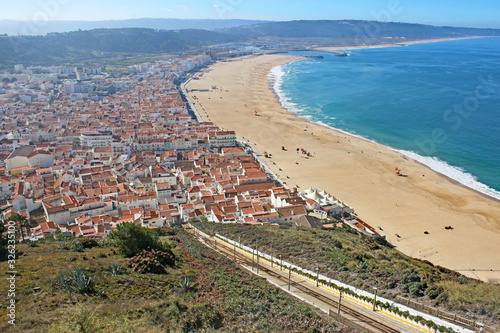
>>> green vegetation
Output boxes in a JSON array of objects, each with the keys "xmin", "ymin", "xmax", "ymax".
[
  {"xmin": 0, "ymin": 28, "xmax": 246, "ymax": 67},
  {"xmin": 109, "ymin": 222, "xmax": 170, "ymax": 258},
  {"xmin": 10, "ymin": 214, "xmax": 30, "ymax": 241},
  {"xmin": 2, "ymin": 21, "xmax": 500, "ymax": 68},
  {"xmin": 128, "ymin": 249, "xmax": 176, "ymax": 274},
  {"xmin": 194, "ymin": 221, "xmax": 500, "ymax": 328},
  {"xmin": 0, "ymin": 228, "xmax": 349, "ymax": 332},
  {"xmin": 56, "ymin": 268, "xmax": 95, "ymax": 296},
  {"xmin": 0, "ymin": 222, "xmax": 8, "ymax": 258},
  {"xmin": 226, "ymin": 20, "xmax": 500, "ymax": 40}
]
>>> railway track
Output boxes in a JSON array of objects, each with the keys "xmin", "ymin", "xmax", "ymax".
[{"xmin": 190, "ymin": 229, "xmax": 404, "ymax": 333}]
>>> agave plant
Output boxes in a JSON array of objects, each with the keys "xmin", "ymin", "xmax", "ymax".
[
  {"xmin": 178, "ymin": 277, "xmax": 193, "ymax": 291},
  {"xmin": 110, "ymin": 263, "xmax": 122, "ymax": 276},
  {"xmin": 71, "ymin": 268, "xmax": 94, "ymax": 294}
]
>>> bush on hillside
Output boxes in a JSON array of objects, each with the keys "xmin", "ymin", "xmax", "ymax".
[
  {"xmin": 128, "ymin": 249, "xmax": 176, "ymax": 274},
  {"xmin": 109, "ymin": 223, "xmax": 167, "ymax": 257}
]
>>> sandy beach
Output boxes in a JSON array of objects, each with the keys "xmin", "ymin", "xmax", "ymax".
[
  {"xmin": 186, "ymin": 53, "xmax": 500, "ymax": 283},
  {"xmin": 315, "ymin": 36, "xmax": 487, "ymax": 51}
]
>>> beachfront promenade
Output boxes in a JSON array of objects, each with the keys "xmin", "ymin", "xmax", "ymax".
[
  {"xmin": 180, "ymin": 76, "xmax": 203, "ymax": 123},
  {"xmin": 181, "ymin": 75, "xmax": 288, "ymax": 190}
]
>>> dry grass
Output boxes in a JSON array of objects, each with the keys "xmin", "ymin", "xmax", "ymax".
[{"xmin": 0, "ymin": 231, "xmax": 350, "ymax": 332}]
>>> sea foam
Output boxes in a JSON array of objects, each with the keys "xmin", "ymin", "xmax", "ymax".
[
  {"xmin": 269, "ymin": 62, "xmax": 500, "ymax": 201},
  {"xmin": 397, "ymin": 150, "xmax": 500, "ymax": 200}
]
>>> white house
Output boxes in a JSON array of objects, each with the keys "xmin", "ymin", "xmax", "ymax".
[
  {"xmin": 5, "ymin": 145, "xmax": 36, "ymax": 174},
  {"xmin": 27, "ymin": 150, "xmax": 54, "ymax": 168}
]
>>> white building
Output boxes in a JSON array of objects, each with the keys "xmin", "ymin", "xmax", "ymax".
[
  {"xmin": 0, "ymin": 177, "xmax": 12, "ymax": 200},
  {"xmin": 299, "ymin": 187, "xmax": 354, "ymax": 217},
  {"xmin": 5, "ymin": 145, "xmax": 36, "ymax": 174},
  {"xmin": 64, "ymin": 80, "xmax": 95, "ymax": 94},
  {"xmin": 27, "ymin": 150, "xmax": 54, "ymax": 168},
  {"xmin": 80, "ymin": 131, "xmax": 113, "ymax": 148},
  {"xmin": 209, "ymin": 131, "xmax": 237, "ymax": 148}
]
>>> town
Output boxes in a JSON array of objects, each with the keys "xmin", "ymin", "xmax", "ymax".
[{"xmin": 0, "ymin": 54, "xmax": 379, "ymax": 241}]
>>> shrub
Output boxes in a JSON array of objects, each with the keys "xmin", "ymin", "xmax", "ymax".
[
  {"xmin": 181, "ymin": 303, "xmax": 223, "ymax": 332},
  {"xmin": 97, "ymin": 237, "xmax": 112, "ymax": 247},
  {"xmin": 78, "ymin": 237, "xmax": 99, "ymax": 249},
  {"xmin": 128, "ymin": 249, "xmax": 176, "ymax": 274},
  {"xmin": 72, "ymin": 242, "xmax": 85, "ymax": 252},
  {"xmin": 49, "ymin": 303, "xmax": 98, "ymax": 333},
  {"xmin": 409, "ymin": 282, "xmax": 426, "ymax": 297},
  {"xmin": 59, "ymin": 241, "xmax": 71, "ymax": 250},
  {"xmin": 109, "ymin": 223, "xmax": 166, "ymax": 257}
]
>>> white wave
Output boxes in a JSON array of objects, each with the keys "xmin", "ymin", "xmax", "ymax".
[
  {"xmin": 269, "ymin": 62, "xmax": 500, "ymax": 201},
  {"xmin": 269, "ymin": 63, "xmax": 304, "ymax": 115},
  {"xmin": 397, "ymin": 150, "xmax": 500, "ymax": 200}
]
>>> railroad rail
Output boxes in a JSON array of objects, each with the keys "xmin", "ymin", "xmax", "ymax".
[{"xmin": 187, "ymin": 227, "xmax": 405, "ymax": 333}]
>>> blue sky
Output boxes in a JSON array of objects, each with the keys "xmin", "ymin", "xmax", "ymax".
[{"xmin": 0, "ymin": 0, "xmax": 499, "ymax": 28}]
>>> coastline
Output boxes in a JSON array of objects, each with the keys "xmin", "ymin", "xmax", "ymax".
[
  {"xmin": 186, "ymin": 53, "xmax": 500, "ymax": 283},
  {"xmin": 314, "ymin": 36, "xmax": 488, "ymax": 52}
]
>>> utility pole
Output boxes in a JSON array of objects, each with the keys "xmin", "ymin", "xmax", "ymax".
[
  {"xmin": 373, "ymin": 287, "xmax": 378, "ymax": 311},
  {"xmin": 288, "ymin": 265, "xmax": 291, "ymax": 291},
  {"xmin": 316, "ymin": 267, "xmax": 320, "ymax": 287},
  {"xmin": 337, "ymin": 291, "xmax": 342, "ymax": 316},
  {"xmin": 256, "ymin": 245, "xmax": 259, "ymax": 274},
  {"xmin": 233, "ymin": 239, "xmax": 236, "ymax": 261},
  {"xmin": 270, "ymin": 245, "xmax": 273, "ymax": 268},
  {"xmin": 252, "ymin": 248, "xmax": 255, "ymax": 271},
  {"xmin": 280, "ymin": 254, "xmax": 283, "ymax": 271}
]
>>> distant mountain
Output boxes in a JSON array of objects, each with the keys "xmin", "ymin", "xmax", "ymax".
[
  {"xmin": 0, "ymin": 18, "xmax": 270, "ymax": 36},
  {"xmin": 0, "ymin": 28, "xmax": 248, "ymax": 67},
  {"xmin": 222, "ymin": 20, "xmax": 500, "ymax": 41},
  {"xmin": 1, "ymin": 20, "xmax": 499, "ymax": 68}
]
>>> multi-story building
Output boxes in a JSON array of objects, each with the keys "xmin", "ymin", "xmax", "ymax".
[{"xmin": 80, "ymin": 131, "xmax": 113, "ymax": 148}]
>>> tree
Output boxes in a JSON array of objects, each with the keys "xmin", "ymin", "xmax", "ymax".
[
  {"xmin": 11, "ymin": 214, "xmax": 29, "ymax": 242},
  {"xmin": 0, "ymin": 223, "xmax": 8, "ymax": 259},
  {"xmin": 109, "ymin": 223, "xmax": 166, "ymax": 257},
  {"xmin": 2, "ymin": 77, "xmax": 10, "ymax": 83}
]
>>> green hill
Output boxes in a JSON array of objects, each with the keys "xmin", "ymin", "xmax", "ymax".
[
  {"xmin": 223, "ymin": 20, "xmax": 500, "ymax": 39},
  {"xmin": 1, "ymin": 20, "xmax": 499, "ymax": 67},
  {"xmin": 194, "ymin": 221, "xmax": 500, "ymax": 329},
  {"xmin": 0, "ymin": 28, "xmax": 248, "ymax": 66},
  {"xmin": 0, "ymin": 228, "xmax": 347, "ymax": 332}
]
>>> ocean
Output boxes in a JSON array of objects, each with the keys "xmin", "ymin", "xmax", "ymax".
[{"xmin": 271, "ymin": 37, "xmax": 500, "ymax": 200}]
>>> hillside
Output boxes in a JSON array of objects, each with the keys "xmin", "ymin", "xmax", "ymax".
[
  {"xmin": 193, "ymin": 221, "xmax": 500, "ymax": 329},
  {"xmin": 0, "ymin": 18, "xmax": 271, "ymax": 36},
  {"xmin": 1, "ymin": 20, "xmax": 499, "ymax": 68},
  {"xmin": 0, "ymin": 228, "xmax": 349, "ymax": 332},
  {"xmin": 0, "ymin": 28, "xmax": 248, "ymax": 67},
  {"xmin": 223, "ymin": 20, "xmax": 500, "ymax": 40}
]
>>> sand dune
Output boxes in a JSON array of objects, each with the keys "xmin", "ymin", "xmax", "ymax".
[{"xmin": 187, "ymin": 54, "xmax": 500, "ymax": 283}]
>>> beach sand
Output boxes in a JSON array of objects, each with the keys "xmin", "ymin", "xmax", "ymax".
[
  {"xmin": 315, "ymin": 36, "xmax": 487, "ymax": 51},
  {"xmin": 187, "ymin": 54, "xmax": 500, "ymax": 283}
]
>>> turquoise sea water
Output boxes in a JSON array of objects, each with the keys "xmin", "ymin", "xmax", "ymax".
[{"xmin": 271, "ymin": 38, "xmax": 500, "ymax": 199}]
